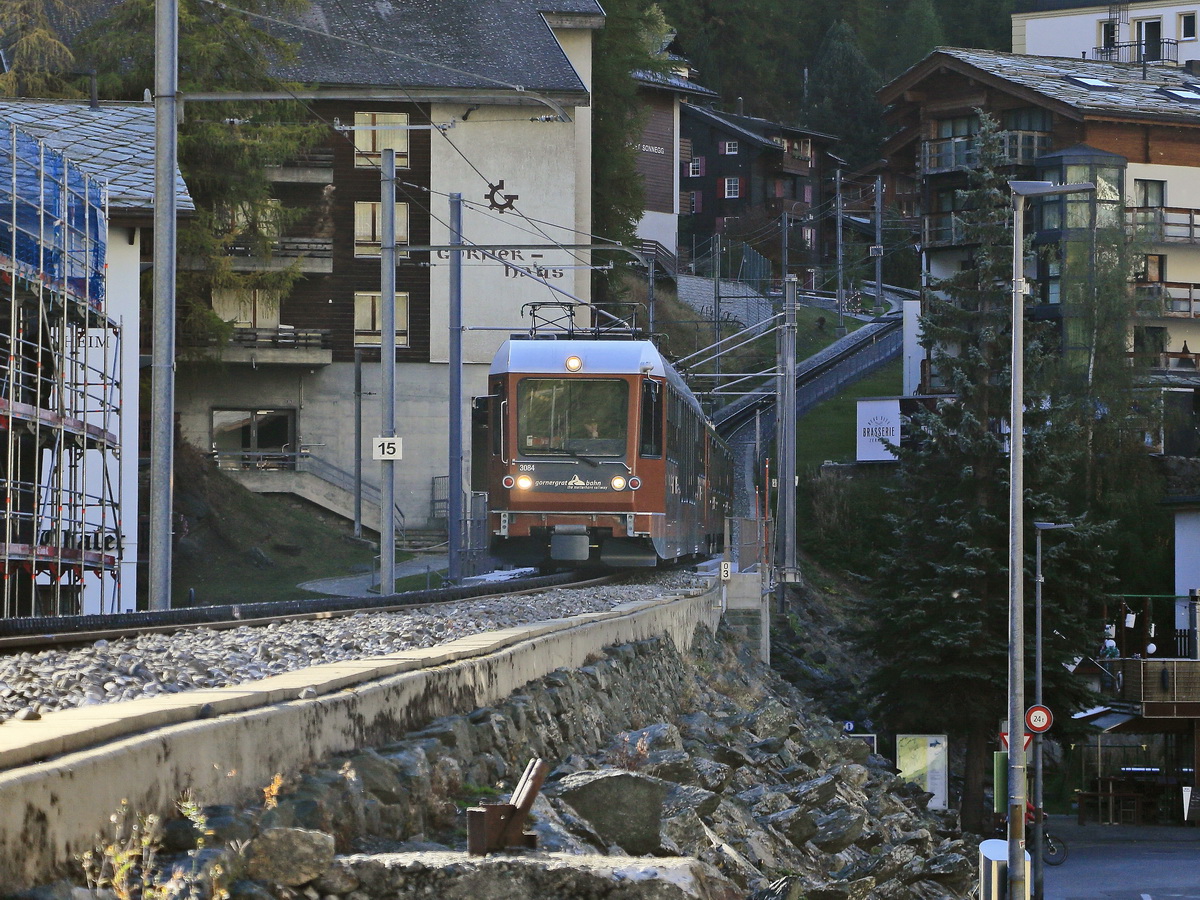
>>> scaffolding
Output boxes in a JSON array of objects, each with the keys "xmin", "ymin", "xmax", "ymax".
[{"xmin": 1, "ymin": 122, "xmax": 122, "ymax": 617}]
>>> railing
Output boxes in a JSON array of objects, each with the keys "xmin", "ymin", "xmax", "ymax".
[
  {"xmin": 729, "ymin": 516, "xmax": 771, "ymax": 573},
  {"xmin": 1103, "ymin": 659, "xmax": 1200, "ymax": 707},
  {"xmin": 1126, "ymin": 206, "xmax": 1200, "ymax": 244},
  {"xmin": 919, "ymin": 130, "xmax": 1052, "ymax": 174},
  {"xmin": 225, "ymin": 236, "xmax": 333, "ymax": 259},
  {"xmin": 1135, "ymin": 281, "xmax": 1200, "ymax": 316},
  {"xmin": 1127, "ymin": 350, "xmax": 1200, "ymax": 370},
  {"xmin": 228, "ymin": 326, "xmax": 331, "ymax": 349},
  {"xmin": 1091, "ymin": 38, "xmax": 1179, "ymax": 64},
  {"xmin": 635, "ymin": 239, "xmax": 679, "ymax": 278},
  {"xmin": 922, "ymin": 212, "xmax": 970, "ymax": 248},
  {"xmin": 212, "ymin": 449, "xmax": 301, "ymax": 471}
]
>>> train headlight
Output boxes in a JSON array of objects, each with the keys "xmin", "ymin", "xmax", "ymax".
[
  {"xmin": 502, "ymin": 474, "xmax": 516, "ymax": 489},
  {"xmin": 564, "ymin": 355, "xmax": 583, "ymax": 372},
  {"xmin": 627, "ymin": 476, "xmax": 641, "ymax": 490},
  {"xmin": 610, "ymin": 475, "xmax": 627, "ymax": 491},
  {"xmin": 515, "ymin": 474, "xmax": 534, "ymax": 490}
]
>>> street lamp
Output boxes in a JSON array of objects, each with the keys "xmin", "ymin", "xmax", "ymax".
[
  {"xmin": 1007, "ymin": 180, "xmax": 1093, "ymax": 900},
  {"xmin": 1032, "ymin": 521, "xmax": 1073, "ymax": 900}
]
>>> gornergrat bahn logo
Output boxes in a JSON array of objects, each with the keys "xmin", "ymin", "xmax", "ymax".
[{"xmin": 533, "ymin": 473, "xmax": 606, "ymax": 490}]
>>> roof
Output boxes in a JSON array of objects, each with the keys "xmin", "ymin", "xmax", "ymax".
[
  {"xmin": 634, "ymin": 69, "xmax": 719, "ymax": 100},
  {"xmin": 1019, "ymin": 0, "xmax": 1165, "ymax": 11},
  {"xmin": 882, "ymin": 48, "xmax": 1200, "ymax": 127},
  {"xmin": 264, "ymin": 0, "xmax": 600, "ymax": 95},
  {"xmin": 0, "ymin": 101, "xmax": 193, "ymax": 216},
  {"xmin": 682, "ymin": 105, "xmax": 838, "ymax": 149}
]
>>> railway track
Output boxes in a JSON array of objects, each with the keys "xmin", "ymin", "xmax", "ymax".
[{"xmin": 0, "ymin": 569, "xmax": 616, "ymax": 654}]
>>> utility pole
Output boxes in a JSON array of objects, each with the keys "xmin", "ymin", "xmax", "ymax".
[
  {"xmin": 647, "ymin": 256, "xmax": 656, "ymax": 336},
  {"xmin": 149, "ymin": 0, "xmax": 178, "ymax": 610},
  {"xmin": 835, "ymin": 169, "xmax": 845, "ymax": 335},
  {"xmin": 379, "ymin": 149, "xmax": 397, "ymax": 594},
  {"xmin": 448, "ymin": 193, "xmax": 464, "ymax": 583},
  {"xmin": 780, "ymin": 210, "xmax": 788, "ymax": 287},
  {"xmin": 713, "ymin": 233, "xmax": 722, "ymax": 382},
  {"xmin": 775, "ymin": 274, "xmax": 800, "ymax": 608},
  {"xmin": 874, "ymin": 174, "xmax": 884, "ymax": 311},
  {"xmin": 354, "ymin": 349, "xmax": 362, "ymax": 538}
]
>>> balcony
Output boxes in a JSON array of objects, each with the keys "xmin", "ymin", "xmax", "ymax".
[
  {"xmin": 1127, "ymin": 206, "xmax": 1200, "ymax": 245},
  {"xmin": 921, "ymin": 212, "xmax": 969, "ymax": 248},
  {"xmin": 1103, "ymin": 659, "xmax": 1200, "ymax": 717},
  {"xmin": 188, "ymin": 325, "xmax": 333, "ymax": 367},
  {"xmin": 919, "ymin": 130, "xmax": 1052, "ymax": 175},
  {"xmin": 1090, "ymin": 38, "xmax": 1179, "ymax": 65},
  {"xmin": 224, "ymin": 236, "xmax": 334, "ymax": 274},
  {"xmin": 264, "ymin": 149, "xmax": 335, "ymax": 184},
  {"xmin": 1136, "ymin": 281, "xmax": 1200, "ymax": 317}
]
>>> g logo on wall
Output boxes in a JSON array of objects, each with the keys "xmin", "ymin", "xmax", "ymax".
[{"xmin": 485, "ymin": 181, "xmax": 519, "ymax": 213}]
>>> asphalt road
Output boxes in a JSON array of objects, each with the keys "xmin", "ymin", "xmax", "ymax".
[{"xmin": 1036, "ymin": 816, "xmax": 1200, "ymax": 900}]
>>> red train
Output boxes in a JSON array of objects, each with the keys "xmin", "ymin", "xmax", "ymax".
[{"xmin": 479, "ymin": 336, "xmax": 733, "ymax": 568}]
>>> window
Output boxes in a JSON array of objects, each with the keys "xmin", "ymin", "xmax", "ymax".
[
  {"xmin": 1065, "ymin": 74, "xmax": 1114, "ymax": 89},
  {"xmin": 516, "ymin": 378, "xmax": 628, "ymax": 458},
  {"xmin": 1135, "ymin": 179, "xmax": 1166, "ymax": 207},
  {"xmin": 354, "ymin": 291, "xmax": 409, "ymax": 347},
  {"xmin": 774, "ymin": 179, "xmax": 785, "ymax": 199},
  {"xmin": 1100, "ymin": 20, "xmax": 1118, "ymax": 49},
  {"xmin": 803, "ymin": 184, "xmax": 813, "ymax": 203},
  {"xmin": 1161, "ymin": 87, "xmax": 1200, "ymax": 103},
  {"xmin": 721, "ymin": 141, "xmax": 739, "ymax": 155},
  {"xmin": 689, "ymin": 191, "xmax": 702, "ymax": 214},
  {"xmin": 1182, "ymin": 12, "xmax": 1197, "ymax": 40},
  {"xmin": 354, "ymin": 112, "xmax": 409, "ymax": 168},
  {"xmin": 212, "ymin": 288, "xmax": 280, "ymax": 329},
  {"xmin": 638, "ymin": 379, "xmax": 662, "ymax": 458},
  {"xmin": 791, "ymin": 138, "xmax": 812, "ymax": 160},
  {"xmin": 723, "ymin": 177, "xmax": 741, "ymax": 199},
  {"xmin": 211, "ymin": 408, "xmax": 296, "ymax": 469},
  {"xmin": 1140, "ymin": 254, "xmax": 1166, "ymax": 283},
  {"xmin": 936, "ymin": 115, "xmax": 978, "ymax": 138},
  {"xmin": 1002, "ymin": 108, "xmax": 1052, "ymax": 132},
  {"xmin": 354, "ymin": 201, "xmax": 409, "ymax": 257},
  {"xmin": 688, "ymin": 156, "xmax": 705, "ymax": 177}
]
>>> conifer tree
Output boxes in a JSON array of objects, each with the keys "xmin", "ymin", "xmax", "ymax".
[
  {"xmin": 857, "ymin": 113, "xmax": 1110, "ymax": 831},
  {"xmin": 73, "ymin": 0, "xmax": 324, "ymax": 347},
  {"xmin": 803, "ymin": 22, "xmax": 883, "ymax": 171},
  {"xmin": 0, "ymin": 0, "xmax": 80, "ymax": 98}
]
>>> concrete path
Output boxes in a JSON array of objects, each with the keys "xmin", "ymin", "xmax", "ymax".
[{"xmin": 298, "ymin": 553, "xmax": 450, "ymax": 597}]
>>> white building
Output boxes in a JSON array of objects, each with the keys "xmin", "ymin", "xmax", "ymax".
[{"xmin": 1013, "ymin": 0, "xmax": 1200, "ymax": 68}]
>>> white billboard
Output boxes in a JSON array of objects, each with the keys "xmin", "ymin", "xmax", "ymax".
[
  {"xmin": 856, "ymin": 398, "xmax": 901, "ymax": 462},
  {"xmin": 897, "ymin": 733, "xmax": 949, "ymax": 810}
]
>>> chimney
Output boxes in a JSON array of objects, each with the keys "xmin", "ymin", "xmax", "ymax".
[
  {"xmin": 1187, "ymin": 59, "xmax": 1200, "ymax": 76},
  {"xmin": 736, "ymin": 96, "xmax": 744, "ymax": 115}
]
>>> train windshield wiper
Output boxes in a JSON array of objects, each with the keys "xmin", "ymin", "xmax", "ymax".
[{"xmin": 543, "ymin": 446, "xmax": 601, "ymax": 467}]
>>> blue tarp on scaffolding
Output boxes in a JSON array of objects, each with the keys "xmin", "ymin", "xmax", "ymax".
[{"xmin": 0, "ymin": 125, "xmax": 107, "ymax": 311}]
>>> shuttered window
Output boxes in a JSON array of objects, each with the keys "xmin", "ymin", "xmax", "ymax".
[
  {"xmin": 354, "ymin": 201, "xmax": 409, "ymax": 257},
  {"xmin": 354, "ymin": 112, "xmax": 410, "ymax": 168}
]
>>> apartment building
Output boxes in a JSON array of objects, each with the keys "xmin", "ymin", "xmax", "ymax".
[
  {"xmin": 678, "ymin": 105, "xmax": 838, "ymax": 287},
  {"xmin": 163, "ymin": 0, "xmax": 603, "ymax": 534},
  {"xmin": 1013, "ymin": 1, "xmax": 1200, "ymax": 66}
]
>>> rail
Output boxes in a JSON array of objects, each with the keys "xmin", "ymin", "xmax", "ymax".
[{"xmin": 1090, "ymin": 38, "xmax": 1179, "ymax": 64}]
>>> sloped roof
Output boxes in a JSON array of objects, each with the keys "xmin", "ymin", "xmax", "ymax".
[
  {"xmin": 682, "ymin": 105, "xmax": 838, "ymax": 149},
  {"xmin": 634, "ymin": 69, "xmax": 719, "ymax": 100},
  {"xmin": 0, "ymin": 101, "xmax": 193, "ymax": 216},
  {"xmin": 263, "ymin": 0, "xmax": 600, "ymax": 95},
  {"xmin": 883, "ymin": 48, "xmax": 1200, "ymax": 127}
]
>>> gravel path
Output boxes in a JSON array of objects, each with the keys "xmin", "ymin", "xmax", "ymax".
[{"xmin": 0, "ymin": 571, "xmax": 710, "ymax": 722}]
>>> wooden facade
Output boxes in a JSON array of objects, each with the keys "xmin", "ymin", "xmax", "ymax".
[{"xmin": 636, "ymin": 93, "xmax": 676, "ymax": 214}]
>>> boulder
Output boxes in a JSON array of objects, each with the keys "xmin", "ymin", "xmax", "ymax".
[
  {"xmin": 549, "ymin": 770, "xmax": 668, "ymax": 855},
  {"xmin": 759, "ymin": 806, "xmax": 819, "ymax": 847},
  {"xmin": 812, "ymin": 808, "xmax": 866, "ymax": 853},
  {"xmin": 244, "ymin": 828, "xmax": 335, "ymax": 886}
]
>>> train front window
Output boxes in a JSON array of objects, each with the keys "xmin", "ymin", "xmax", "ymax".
[{"xmin": 517, "ymin": 378, "xmax": 628, "ymax": 457}]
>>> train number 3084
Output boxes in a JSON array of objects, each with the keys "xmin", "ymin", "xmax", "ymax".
[{"xmin": 519, "ymin": 464, "xmax": 535, "ymax": 471}]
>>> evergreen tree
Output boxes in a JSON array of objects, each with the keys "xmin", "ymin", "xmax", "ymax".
[
  {"xmin": 857, "ymin": 114, "xmax": 1110, "ymax": 832},
  {"xmin": 590, "ymin": 0, "xmax": 671, "ymax": 306},
  {"xmin": 887, "ymin": 0, "xmax": 946, "ymax": 78},
  {"xmin": 73, "ymin": 0, "xmax": 324, "ymax": 347},
  {"xmin": 0, "ymin": 0, "xmax": 80, "ymax": 98},
  {"xmin": 803, "ymin": 22, "xmax": 883, "ymax": 171}
]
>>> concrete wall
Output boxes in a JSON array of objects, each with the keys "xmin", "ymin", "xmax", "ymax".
[{"xmin": 0, "ymin": 584, "xmax": 722, "ymax": 891}]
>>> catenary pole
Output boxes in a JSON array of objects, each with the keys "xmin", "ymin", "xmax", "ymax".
[
  {"xmin": 149, "ymin": 0, "xmax": 178, "ymax": 610},
  {"xmin": 379, "ymin": 149, "xmax": 397, "ymax": 593},
  {"xmin": 448, "ymin": 193, "xmax": 464, "ymax": 582}
]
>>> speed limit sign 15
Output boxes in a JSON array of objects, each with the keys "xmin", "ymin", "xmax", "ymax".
[{"xmin": 1026, "ymin": 705, "xmax": 1053, "ymax": 733}]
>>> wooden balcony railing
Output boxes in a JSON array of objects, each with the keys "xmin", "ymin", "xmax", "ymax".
[
  {"xmin": 919, "ymin": 130, "xmax": 1052, "ymax": 175},
  {"xmin": 922, "ymin": 212, "xmax": 969, "ymax": 248},
  {"xmin": 1103, "ymin": 658, "xmax": 1200, "ymax": 716},
  {"xmin": 1127, "ymin": 207, "xmax": 1200, "ymax": 244}
]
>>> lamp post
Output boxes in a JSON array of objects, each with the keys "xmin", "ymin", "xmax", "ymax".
[
  {"xmin": 1032, "ymin": 521, "xmax": 1073, "ymax": 900},
  {"xmin": 1007, "ymin": 180, "xmax": 1092, "ymax": 900}
]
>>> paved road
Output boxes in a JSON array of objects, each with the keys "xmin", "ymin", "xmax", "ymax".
[{"xmin": 1038, "ymin": 817, "xmax": 1200, "ymax": 900}]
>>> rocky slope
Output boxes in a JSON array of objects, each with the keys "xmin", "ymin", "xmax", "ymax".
[{"xmin": 23, "ymin": 621, "xmax": 978, "ymax": 900}]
